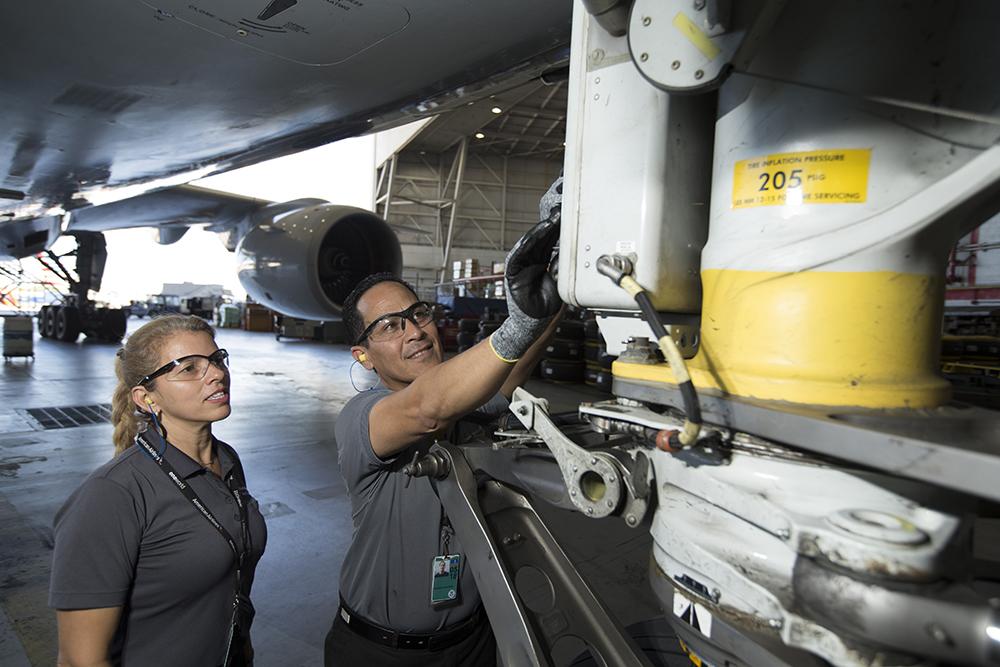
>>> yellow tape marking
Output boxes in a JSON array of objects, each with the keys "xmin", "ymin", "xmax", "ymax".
[
  {"xmin": 732, "ymin": 148, "xmax": 871, "ymax": 209},
  {"xmin": 672, "ymin": 12, "xmax": 721, "ymax": 60}
]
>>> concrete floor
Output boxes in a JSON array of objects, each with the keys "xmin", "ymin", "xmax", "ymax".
[{"xmin": 0, "ymin": 321, "xmax": 668, "ymax": 666}]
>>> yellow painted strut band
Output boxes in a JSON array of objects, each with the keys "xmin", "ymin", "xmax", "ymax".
[{"xmin": 615, "ymin": 268, "xmax": 950, "ymax": 409}]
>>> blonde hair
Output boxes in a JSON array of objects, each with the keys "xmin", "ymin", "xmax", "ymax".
[{"xmin": 111, "ymin": 315, "xmax": 216, "ymax": 455}]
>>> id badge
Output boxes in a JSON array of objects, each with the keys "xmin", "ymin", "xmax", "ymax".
[{"xmin": 430, "ymin": 554, "xmax": 462, "ymax": 608}]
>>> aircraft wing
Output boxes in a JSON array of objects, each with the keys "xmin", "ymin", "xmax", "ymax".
[{"xmin": 0, "ymin": 1, "xmax": 572, "ymax": 219}]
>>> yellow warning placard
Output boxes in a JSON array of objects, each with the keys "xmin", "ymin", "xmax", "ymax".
[{"xmin": 732, "ymin": 148, "xmax": 871, "ymax": 209}]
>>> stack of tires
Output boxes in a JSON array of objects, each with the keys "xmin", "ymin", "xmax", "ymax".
[
  {"xmin": 437, "ymin": 318, "xmax": 460, "ymax": 352},
  {"xmin": 540, "ymin": 318, "xmax": 585, "ymax": 383},
  {"xmin": 583, "ymin": 318, "xmax": 615, "ymax": 394},
  {"xmin": 455, "ymin": 318, "xmax": 478, "ymax": 353}
]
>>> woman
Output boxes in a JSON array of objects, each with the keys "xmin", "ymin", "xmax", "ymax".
[{"xmin": 49, "ymin": 315, "xmax": 267, "ymax": 666}]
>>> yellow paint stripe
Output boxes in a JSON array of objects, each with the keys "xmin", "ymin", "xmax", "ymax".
[{"xmin": 672, "ymin": 12, "xmax": 721, "ymax": 60}]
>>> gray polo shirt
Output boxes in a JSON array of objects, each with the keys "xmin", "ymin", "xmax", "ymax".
[
  {"xmin": 335, "ymin": 388, "xmax": 509, "ymax": 634},
  {"xmin": 49, "ymin": 433, "xmax": 267, "ymax": 666}
]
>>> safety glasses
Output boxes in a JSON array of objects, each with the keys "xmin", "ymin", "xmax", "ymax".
[
  {"xmin": 356, "ymin": 302, "xmax": 434, "ymax": 345},
  {"xmin": 139, "ymin": 348, "xmax": 229, "ymax": 386}
]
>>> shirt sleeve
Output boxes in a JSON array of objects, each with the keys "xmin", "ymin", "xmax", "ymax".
[
  {"xmin": 476, "ymin": 392, "xmax": 510, "ymax": 419},
  {"xmin": 334, "ymin": 389, "xmax": 393, "ymax": 492},
  {"xmin": 49, "ymin": 476, "xmax": 143, "ymax": 609}
]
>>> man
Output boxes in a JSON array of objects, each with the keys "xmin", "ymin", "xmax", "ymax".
[{"xmin": 324, "ymin": 213, "xmax": 562, "ymax": 666}]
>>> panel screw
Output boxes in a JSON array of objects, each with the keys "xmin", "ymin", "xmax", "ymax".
[
  {"xmin": 642, "ymin": 16, "xmax": 651, "ymax": 26},
  {"xmin": 927, "ymin": 623, "xmax": 953, "ymax": 646},
  {"xmin": 671, "ymin": 60, "xmax": 681, "ymax": 70},
  {"xmin": 640, "ymin": 53, "xmax": 649, "ymax": 62},
  {"xmin": 694, "ymin": 69, "xmax": 704, "ymax": 80}
]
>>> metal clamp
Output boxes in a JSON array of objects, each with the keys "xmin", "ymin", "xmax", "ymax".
[{"xmin": 509, "ymin": 387, "xmax": 623, "ymax": 518}]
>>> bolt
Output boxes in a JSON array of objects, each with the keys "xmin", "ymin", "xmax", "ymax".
[
  {"xmin": 694, "ymin": 69, "xmax": 704, "ymax": 80},
  {"xmin": 642, "ymin": 16, "xmax": 651, "ymax": 26},
  {"xmin": 572, "ymin": 465, "xmax": 579, "ymax": 472},
  {"xmin": 236, "ymin": 28, "xmax": 248, "ymax": 37},
  {"xmin": 587, "ymin": 508, "xmax": 594, "ymax": 515},
  {"xmin": 671, "ymin": 60, "xmax": 681, "ymax": 70},
  {"xmin": 590, "ymin": 457, "xmax": 598, "ymax": 465},
  {"xmin": 777, "ymin": 529, "xmax": 791, "ymax": 540},
  {"xmin": 694, "ymin": 0, "xmax": 706, "ymax": 10},
  {"xmin": 626, "ymin": 515, "xmax": 638, "ymax": 526},
  {"xmin": 640, "ymin": 53, "xmax": 649, "ymax": 62},
  {"xmin": 927, "ymin": 623, "xmax": 953, "ymax": 646},
  {"xmin": 517, "ymin": 405, "xmax": 529, "ymax": 416},
  {"xmin": 768, "ymin": 618, "xmax": 783, "ymax": 630},
  {"xmin": 570, "ymin": 490, "xmax": 577, "ymax": 497}
]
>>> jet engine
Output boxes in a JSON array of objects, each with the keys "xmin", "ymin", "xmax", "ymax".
[{"xmin": 236, "ymin": 200, "xmax": 402, "ymax": 320}]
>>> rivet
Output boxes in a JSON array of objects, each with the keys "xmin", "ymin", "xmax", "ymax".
[
  {"xmin": 594, "ymin": 93, "xmax": 600, "ymax": 101},
  {"xmin": 694, "ymin": 69, "xmax": 704, "ymax": 80},
  {"xmin": 584, "ymin": 244, "xmax": 591, "ymax": 251},
  {"xmin": 590, "ymin": 457, "xmax": 598, "ymax": 465},
  {"xmin": 584, "ymin": 261, "xmax": 590, "ymax": 268},
  {"xmin": 595, "ymin": 77, "xmax": 600, "ymax": 84},
  {"xmin": 640, "ymin": 53, "xmax": 649, "ymax": 62},
  {"xmin": 671, "ymin": 60, "xmax": 681, "ymax": 70},
  {"xmin": 626, "ymin": 515, "xmax": 637, "ymax": 526},
  {"xmin": 587, "ymin": 508, "xmax": 594, "ymax": 515},
  {"xmin": 642, "ymin": 16, "xmax": 651, "ymax": 26}
]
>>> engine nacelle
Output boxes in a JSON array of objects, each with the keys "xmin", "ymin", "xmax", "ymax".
[
  {"xmin": 0, "ymin": 215, "xmax": 61, "ymax": 260},
  {"xmin": 236, "ymin": 200, "xmax": 402, "ymax": 320}
]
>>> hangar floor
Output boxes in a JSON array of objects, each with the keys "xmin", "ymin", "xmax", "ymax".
[{"xmin": 0, "ymin": 321, "xmax": 671, "ymax": 666}]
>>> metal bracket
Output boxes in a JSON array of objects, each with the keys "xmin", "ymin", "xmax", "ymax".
[
  {"xmin": 431, "ymin": 442, "xmax": 654, "ymax": 667},
  {"xmin": 509, "ymin": 387, "xmax": 623, "ymax": 518}
]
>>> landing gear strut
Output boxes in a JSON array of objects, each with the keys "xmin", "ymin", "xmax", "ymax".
[{"xmin": 36, "ymin": 232, "xmax": 127, "ymax": 343}]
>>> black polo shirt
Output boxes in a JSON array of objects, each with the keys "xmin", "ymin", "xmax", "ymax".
[{"xmin": 49, "ymin": 432, "xmax": 267, "ymax": 666}]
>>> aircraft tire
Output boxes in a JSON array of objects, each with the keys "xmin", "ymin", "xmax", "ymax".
[
  {"xmin": 38, "ymin": 306, "xmax": 49, "ymax": 338},
  {"xmin": 56, "ymin": 306, "xmax": 82, "ymax": 342},
  {"xmin": 43, "ymin": 306, "xmax": 58, "ymax": 338}
]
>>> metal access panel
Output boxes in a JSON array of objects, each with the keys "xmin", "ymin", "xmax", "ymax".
[{"xmin": 559, "ymin": 2, "xmax": 715, "ymax": 313}]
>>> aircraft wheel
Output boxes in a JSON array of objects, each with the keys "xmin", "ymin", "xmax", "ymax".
[
  {"xmin": 38, "ymin": 306, "xmax": 49, "ymax": 338},
  {"xmin": 56, "ymin": 306, "xmax": 82, "ymax": 342},
  {"xmin": 43, "ymin": 306, "xmax": 59, "ymax": 338}
]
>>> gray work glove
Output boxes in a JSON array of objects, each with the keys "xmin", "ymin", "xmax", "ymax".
[{"xmin": 489, "ymin": 211, "xmax": 562, "ymax": 362}]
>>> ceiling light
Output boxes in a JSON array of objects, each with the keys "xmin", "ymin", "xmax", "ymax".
[
  {"xmin": 474, "ymin": 132, "xmax": 486, "ymax": 139},
  {"xmin": 491, "ymin": 106, "xmax": 502, "ymax": 114}
]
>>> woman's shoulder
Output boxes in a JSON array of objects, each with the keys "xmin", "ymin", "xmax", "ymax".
[{"xmin": 79, "ymin": 445, "xmax": 154, "ymax": 492}]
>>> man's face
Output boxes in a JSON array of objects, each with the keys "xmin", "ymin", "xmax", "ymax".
[{"xmin": 352, "ymin": 281, "xmax": 443, "ymax": 390}]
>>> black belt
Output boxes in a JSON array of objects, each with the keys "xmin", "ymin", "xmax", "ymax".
[{"xmin": 338, "ymin": 598, "xmax": 484, "ymax": 651}]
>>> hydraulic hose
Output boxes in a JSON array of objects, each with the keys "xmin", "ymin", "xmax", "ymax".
[{"xmin": 596, "ymin": 255, "xmax": 702, "ymax": 447}]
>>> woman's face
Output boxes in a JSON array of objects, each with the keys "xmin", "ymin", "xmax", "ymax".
[{"xmin": 142, "ymin": 331, "xmax": 231, "ymax": 427}]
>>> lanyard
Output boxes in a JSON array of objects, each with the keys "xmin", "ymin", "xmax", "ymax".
[{"xmin": 134, "ymin": 431, "xmax": 249, "ymax": 580}]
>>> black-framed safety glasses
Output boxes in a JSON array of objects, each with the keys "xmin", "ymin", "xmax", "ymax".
[
  {"xmin": 356, "ymin": 301, "xmax": 435, "ymax": 345},
  {"xmin": 139, "ymin": 348, "xmax": 229, "ymax": 386}
]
